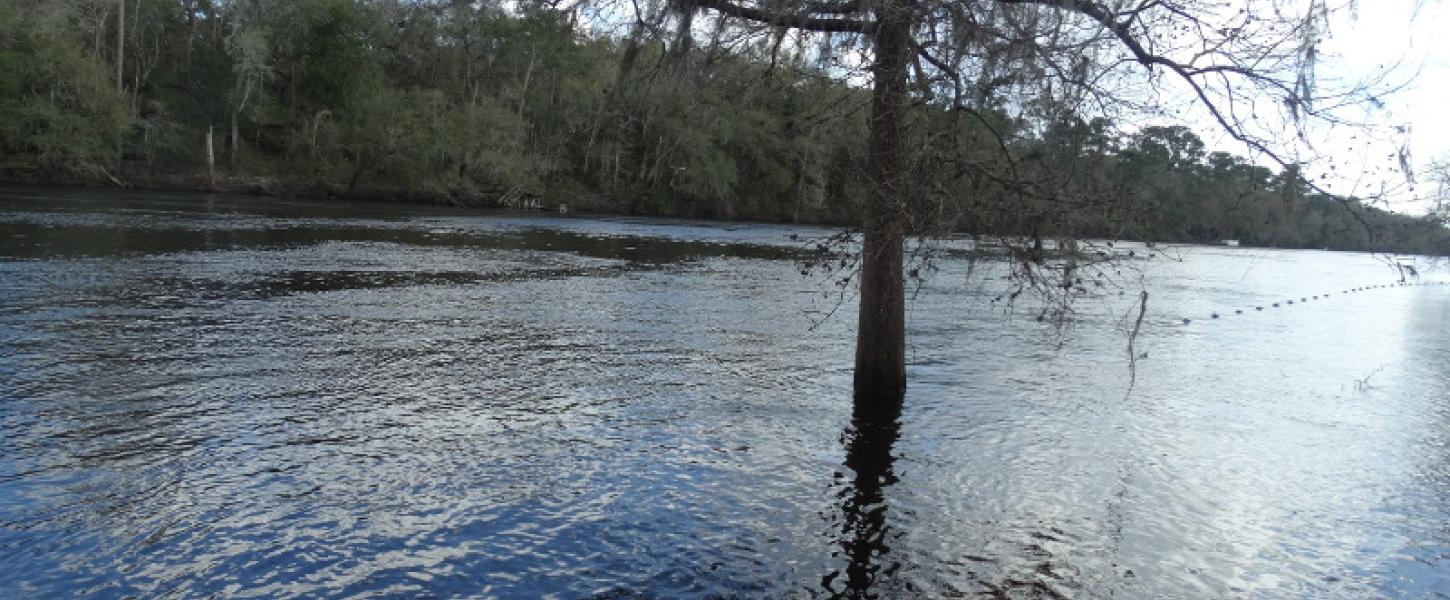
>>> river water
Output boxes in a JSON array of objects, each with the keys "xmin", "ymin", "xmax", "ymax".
[{"xmin": 0, "ymin": 187, "xmax": 1446, "ymax": 598}]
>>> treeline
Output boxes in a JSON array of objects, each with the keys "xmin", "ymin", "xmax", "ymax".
[{"xmin": 1, "ymin": 0, "xmax": 1445, "ymax": 255}]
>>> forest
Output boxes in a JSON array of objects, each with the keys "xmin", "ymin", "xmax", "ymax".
[{"xmin": 2, "ymin": 0, "xmax": 1447, "ymax": 255}]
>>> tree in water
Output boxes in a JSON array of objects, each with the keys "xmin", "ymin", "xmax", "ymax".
[{"xmin": 658, "ymin": 0, "xmax": 1403, "ymax": 400}]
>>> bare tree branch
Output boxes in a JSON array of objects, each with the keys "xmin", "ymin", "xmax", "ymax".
[{"xmin": 687, "ymin": 0, "xmax": 876, "ymax": 33}]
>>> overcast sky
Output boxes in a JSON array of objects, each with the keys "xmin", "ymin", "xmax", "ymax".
[
  {"xmin": 1131, "ymin": 1, "xmax": 1448, "ymax": 215},
  {"xmin": 1289, "ymin": 1, "xmax": 1446, "ymax": 213}
]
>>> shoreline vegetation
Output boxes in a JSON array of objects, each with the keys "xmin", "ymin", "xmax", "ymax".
[
  {"xmin": 5, "ymin": 179, "xmax": 1444, "ymax": 263},
  {"xmin": 0, "ymin": 168, "xmax": 592, "ymax": 213},
  {"xmin": 2, "ymin": 1, "xmax": 1447, "ymax": 255},
  {"xmin": 7, "ymin": 164, "xmax": 1449, "ymax": 258}
]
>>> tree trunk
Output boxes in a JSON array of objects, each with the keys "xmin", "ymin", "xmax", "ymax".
[
  {"xmin": 854, "ymin": 0, "xmax": 910, "ymax": 399},
  {"xmin": 95, "ymin": 6, "xmax": 107, "ymax": 61},
  {"xmin": 130, "ymin": 0, "xmax": 140, "ymax": 92},
  {"xmin": 183, "ymin": 0, "xmax": 195, "ymax": 71},
  {"xmin": 115, "ymin": 0, "xmax": 125, "ymax": 93},
  {"xmin": 230, "ymin": 112, "xmax": 240, "ymax": 168},
  {"xmin": 346, "ymin": 149, "xmax": 367, "ymax": 196},
  {"xmin": 231, "ymin": 82, "xmax": 250, "ymax": 168},
  {"xmin": 517, "ymin": 45, "xmax": 535, "ymax": 119},
  {"xmin": 205, "ymin": 126, "xmax": 217, "ymax": 192}
]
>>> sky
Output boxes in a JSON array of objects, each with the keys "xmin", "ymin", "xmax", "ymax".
[
  {"xmin": 1111, "ymin": 1, "xmax": 1449, "ymax": 215},
  {"xmin": 1205, "ymin": 0, "xmax": 1450, "ymax": 214},
  {"xmin": 1322, "ymin": 0, "xmax": 1449, "ymax": 214}
]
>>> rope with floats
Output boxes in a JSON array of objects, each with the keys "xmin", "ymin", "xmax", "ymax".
[{"xmin": 1177, "ymin": 280, "xmax": 1450, "ymax": 326}]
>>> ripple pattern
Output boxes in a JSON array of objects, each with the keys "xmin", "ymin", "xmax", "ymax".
[{"xmin": 1, "ymin": 189, "xmax": 1447, "ymax": 598}]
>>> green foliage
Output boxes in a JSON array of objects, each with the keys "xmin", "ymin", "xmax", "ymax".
[
  {"xmin": 298, "ymin": 0, "xmax": 379, "ymax": 113},
  {"xmin": 0, "ymin": 7, "xmax": 130, "ymax": 173},
  {"xmin": 343, "ymin": 87, "xmax": 533, "ymax": 192},
  {"xmin": 0, "ymin": 0, "xmax": 1442, "ymax": 255}
]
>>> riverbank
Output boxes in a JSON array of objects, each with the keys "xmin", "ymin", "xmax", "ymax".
[
  {"xmin": 0, "ymin": 165, "xmax": 855, "ymax": 227},
  {"xmin": 0, "ymin": 166, "xmax": 595, "ymax": 213},
  {"xmin": 5, "ymin": 166, "xmax": 1448, "ymax": 257}
]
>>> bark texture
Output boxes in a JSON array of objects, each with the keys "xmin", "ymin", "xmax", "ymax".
[{"xmin": 854, "ymin": 0, "xmax": 910, "ymax": 398}]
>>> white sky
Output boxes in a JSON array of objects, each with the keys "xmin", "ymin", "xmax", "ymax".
[
  {"xmin": 1322, "ymin": 0, "xmax": 1449, "ymax": 213},
  {"xmin": 1104, "ymin": 1, "xmax": 1449, "ymax": 215},
  {"xmin": 1185, "ymin": 1, "xmax": 1450, "ymax": 214}
]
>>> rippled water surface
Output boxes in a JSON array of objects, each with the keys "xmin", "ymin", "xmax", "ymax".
[{"xmin": 1, "ymin": 187, "xmax": 1447, "ymax": 598}]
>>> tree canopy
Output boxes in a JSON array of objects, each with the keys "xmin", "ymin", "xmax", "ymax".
[
  {"xmin": 0, "ymin": 0, "xmax": 1438, "ymax": 253},
  {"xmin": 0, "ymin": 0, "xmax": 1445, "ymax": 396}
]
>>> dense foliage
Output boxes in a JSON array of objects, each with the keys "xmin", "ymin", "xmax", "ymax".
[{"xmin": 0, "ymin": 0, "xmax": 1445, "ymax": 254}]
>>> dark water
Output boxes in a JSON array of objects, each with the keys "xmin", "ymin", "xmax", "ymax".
[{"xmin": 1, "ymin": 187, "xmax": 1447, "ymax": 598}]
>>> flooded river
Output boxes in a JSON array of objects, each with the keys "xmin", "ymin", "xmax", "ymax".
[{"xmin": 1, "ymin": 187, "xmax": 1446, "ymax": 598}]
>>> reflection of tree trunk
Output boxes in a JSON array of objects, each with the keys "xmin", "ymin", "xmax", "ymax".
[
  {"xmin": 855, "ymin": 0, "xmax": 910, "ymax": 398},
  {"xmin": 830, "ymin": 391, "xmax": 904, "ymax": 596}
]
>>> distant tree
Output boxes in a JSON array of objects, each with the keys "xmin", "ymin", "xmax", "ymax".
[
  {"xmin": 0, "ymin": 1, "xmax": 131, "ymax": 178},
  {"xmin": 1429, "ymin": 157, "xmax": 1450, "ymax": 224},
  {"xmin": 223, "ymin": 3, "xmax": 274, "ymax": 167}
]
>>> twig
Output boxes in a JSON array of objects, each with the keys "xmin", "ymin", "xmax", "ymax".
[
  {"xmin": 1354, "ymin": 364, "xmax": 1387, "ymax": 392},
  {"xmin": 1124, "ymin": 289, "xmax": 1148, "ymax": 399},
  {"xmin": 97, "ymin": 165, "xmax": 127, "ymax": 188}
]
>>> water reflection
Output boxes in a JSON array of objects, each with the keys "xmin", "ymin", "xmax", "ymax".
[{"xmin": 825, "ymin": 392, "xmax": 905, "ymax": 598}]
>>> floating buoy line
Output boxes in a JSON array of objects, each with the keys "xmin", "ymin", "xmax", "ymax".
[{"xmin": 1177, "ymin": 280, "xmax": 1449, "ymax": 326}]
